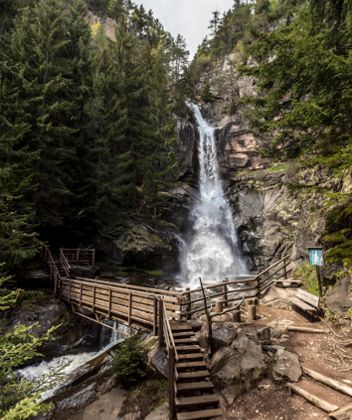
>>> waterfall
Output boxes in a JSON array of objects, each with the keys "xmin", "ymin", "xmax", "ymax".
[{"xmin": 180, "ymin": 102, "xmax": 247, "ymax": 288}]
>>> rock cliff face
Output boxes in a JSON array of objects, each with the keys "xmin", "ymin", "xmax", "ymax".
[{"xmin": 178, "ymin": 54, "xmax": 349, "ymax": 271}]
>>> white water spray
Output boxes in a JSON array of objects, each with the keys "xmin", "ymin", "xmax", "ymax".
[{"xmin": 181, "ymin": 102, "xmax": 247, "ymax": 288}]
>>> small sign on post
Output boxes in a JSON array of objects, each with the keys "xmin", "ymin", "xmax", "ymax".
[{"xmin": 308, "ymin": 247, "xmax": 324, "ymax": 296}]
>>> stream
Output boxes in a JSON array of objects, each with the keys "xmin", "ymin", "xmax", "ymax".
[{"xmin": 18, "ymin": 325, "xmax": 125, "ymax": 401}]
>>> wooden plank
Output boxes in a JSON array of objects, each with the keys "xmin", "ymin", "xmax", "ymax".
[
  {"xmin": 288, "ymin": 383, "xmax": 339, "ymax": 413},
  {"xmin": 330, "ymin": 402, "xmax": 352, "ymax": 419},
  {"xmin": 169, "ymin": 347, "xmax": 176, "ymax": 419},
  {"xmin": 66, "ymin": 278, "xmax": 180, "ymax": 308},
  {"xmin": 297, "ymin": 289, "xmax": 319, "ymax": 307},
  {"xmin": 176, "ymin": 408, "xmax": 222, "ymax": 420},
  {"xmin": 177, "ymin": 370, "xmax": 209, "ymax": 380},
  {"xmin": 175, "ymin": 395, "xmax": 220, "ymax": 408},
  {"xmin": 176, "ymin": 381, "xmax": 214, "ymax": 392},
  {"xmin": 177, "ymin": 353, "xmax": 204, "ymax": 361},
  {"xmin": 174, "ymin": 338, "xmax": 198, "ymax": 344},
  {"xmin": 303, "ymin": 367, "xmax": 352, "ymax": 397},
  {"xmin": 175, "ymin": 345, "xmax": 202, "ymax": 353},
  {"xmin": 64, "ymin": 286, "xmax": 171, "ymax": 316},
  {"xmin": 288, "ymin": 326, "xmax": 329, "ymax": 334},
  {"xmin": 176, "ymin": 361, "xmax": 207, "ymax": 369},
  {"xmin": 74, "ymin": 276, "xmax": 180, "ymax": 298},
  {"xmin": 290, "ymin": 297, "xmax": 315, "ymax": 311},
  {"xmin": 173, "ymin": 331, "xmax": 195, "ymax": 338}
]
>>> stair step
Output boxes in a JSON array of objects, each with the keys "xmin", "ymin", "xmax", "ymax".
[
  {"xmin": 175, "ymin": 345, "xmax": 201, "ymax": 353},
  {"xmin": 176, "ymin": 395, "xmax": 220, "ymax": 408},
  {"xmin": 172, "ymin": 325, "xmax": 193, "ymax": 332},
  {"xmin": 176, "ymin": 361, "xmax": 207, "ymax": 370},
  {"xmin": 177, "ymin": 353, "xmax": 204, "ymax": 361},
  {"xmin": 174, "ymin": 338, "xmax": 198, "ymax": 344},
  {"xmin": 176, "ymin": 408, "xmax": 223, "ymax": 420},
  {"xmin": 173, "ymin": 331, "xmax": 196, "ymax": 338},
  {"xmin": 177, "ymin": 370, "xmax": 210, "ymax": 380},
  {"xmin": 177, "ymin": 381, "xmax": 214, "ymax": 392}
]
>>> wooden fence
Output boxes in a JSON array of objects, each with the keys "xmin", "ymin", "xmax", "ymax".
[
  {"xmin": 43, "ymin": 246, "xmax": 291, "ymax": 331},
  {"xmin": 58, "ymin": 276, "xmax": 181, "ymax": 332},
  {"xmin": 60, "ymin": 248, "xmax": 96, "ymax": 267},
  {"xmin": 178, "ymin": 255, "xmax": 291, "ymax": 319},
  {"xmin": 158, "ymin": 299, "xmax": 177, "ymax": 416}
]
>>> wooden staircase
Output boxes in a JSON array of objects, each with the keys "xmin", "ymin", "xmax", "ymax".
[{"xmin": 170, "ymin": 320, "xmax": 222, "ymax": 420}]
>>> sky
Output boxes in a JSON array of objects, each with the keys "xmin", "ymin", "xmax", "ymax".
[{"xmin": 133, "ymin": 0, "xmax": 234, "ymax": 56}]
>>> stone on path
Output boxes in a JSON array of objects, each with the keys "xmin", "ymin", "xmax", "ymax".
[{"xmin": 273, "ymin": 350, "xmax": 302, "ymax": 382}]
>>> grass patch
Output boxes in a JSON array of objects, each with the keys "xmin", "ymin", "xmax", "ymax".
[
  {"xmin": 266, "ymin": 163, "xmax": 289, "ymax": 174},
  {"xmin": 293, "ymin": 262, "xmax": 319, "ymax": 296}
]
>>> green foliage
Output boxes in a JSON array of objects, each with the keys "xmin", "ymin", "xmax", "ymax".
[
  {"xmin": 293, "ymin": 262, "xmax": 320, "ymax": 296},
  {"xmin": 0, "ymin": 0, "xmax": 186, "ymax": 264},
  {"xmin": 324, "ymin": 197, "xmax": 352, "ymax": 266},
  {"xmin": 201, "ymin": 82, "xmax": 214, "ymax": 103},
  {"xmin": 113, "ymin": 335, "xmax": 146, "ymax": 387},
  {"xmin": 0, "ymin": 269, "xmax": 58, "ymax": 419}
]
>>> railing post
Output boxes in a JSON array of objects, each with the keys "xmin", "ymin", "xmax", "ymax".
[
  {"xmin": 108, "ymin": 289, "xmax": 112, "ymax": 318},
  {"xmin": 284, "ymin": 258, "xmax": 288, "ymax": 279},
  {"xmin": 168, "ymin": 346, "xmax": 176, "ymax": 420},
  {"xmin": 79, "ymin": 283, "xmax": 83, "ymax": 308},
  {"xmin": 128, "ymin": 293, "xmax": 132, "ymax": 326},
  {"xmin": 223, "ymin": 279, "xmax": 228, "ymax": 307},
  {"xmin": 153, "ymin": 296, "xmax": 158, "ymax": 336},
  {"xmin": 54, "ymin": 274, "xmax": 58, "ymax": 297},
  {"xmin": 76, "ymin": 248, "xmax": 80, "ymax": 264},
  {"xmin": 92, "ymin": 249, "xmax": 96, "ymax": 267},
  {"xmin": 184, "ymin": 288, "xmax": 191, "ymax": 320},
  {"xmin": 158, "ymin": 298, "xmax": 164, "ymax": 347},
  {"xmin": 256, "ymin": 275, "xmax": 260, "ymax": 297}
]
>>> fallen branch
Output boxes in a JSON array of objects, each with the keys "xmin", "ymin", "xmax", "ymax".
[
  {"xmin": 287, "ymin": 326, "xmax": 329, "ymax": 334},
  {"xmin": 303, "ymin": 366, "xmax": 352, "ymax": 397},
  {"xmin": 288, "ymin": 383, "xmax": 338, "ymax": 413}
]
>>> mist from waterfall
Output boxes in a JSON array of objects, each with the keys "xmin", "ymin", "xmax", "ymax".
[{"xmin": 180, "ymin": 102, "xmax": 247, "ymax": 288}]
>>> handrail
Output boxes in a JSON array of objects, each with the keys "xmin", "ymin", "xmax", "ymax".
[
  {"xmin": 255, "ymin": 255, "xmax": 290, "ymax": 279},
  {"xmin": 162, "ymin": 300, "xmax": 178, "ymax": 360},
  {"xmin": 182, "ymin": 275, "xmax": 256, "ymax": 295},
  {"xmin": 59, "ymin": 248, "xmax": 71, "ymax": 278}
]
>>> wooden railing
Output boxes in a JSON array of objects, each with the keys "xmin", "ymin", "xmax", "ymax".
[
  {"xmin": 59, "ymin": 248, "xmax": 71, "ymax": 278},
  {"xmin": 58, "ymin": 276, "xmax": 181, "ymax": 332},
  {"xmin": 179, "ymin": 256, "xmax": 291, "ymax": 319},
  {"xmin": 43, "ymin": 245, "xmax": 291, "ymax": 333},
  {"xmin": 158, "ymin": 299, "xmax": 177, "ymax": 417},
  {"xmin": 44, "ymin": 248, "xmax": 61, "ymax": 296},
  {"xmin": 60, "ymin": 248, "xmax": 96, "ymax": 267},
  {"xmin": 257, "ymin": 255, "xmax": 291, "ymax": 294}
]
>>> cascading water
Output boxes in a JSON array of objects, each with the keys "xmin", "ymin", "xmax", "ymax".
[{"xmin": 181, "ymin": 102, "xmax": 247, "ymax": 288}]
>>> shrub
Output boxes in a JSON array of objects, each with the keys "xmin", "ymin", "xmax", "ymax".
[{"xmin": 113, "ymin": 335, "xmax": 146, "ymax": 387}]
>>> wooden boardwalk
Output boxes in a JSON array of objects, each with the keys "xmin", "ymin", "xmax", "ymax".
[{"xmin": 43, "ymin": 247, "xmax": 292, "ymax": 419}]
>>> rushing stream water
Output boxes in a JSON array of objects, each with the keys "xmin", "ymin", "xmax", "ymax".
[
  {"xmin": 18, "ymin": 326, "xmax": 124, "ymax": 401},
  {"xmin": 180, "ymin": 102, "xmax": 247, "ymax": 288}
]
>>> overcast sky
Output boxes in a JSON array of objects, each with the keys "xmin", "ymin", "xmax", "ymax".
[{"xmin": 133, "ymin": 0, "xmax": 234, "ymax": 56}]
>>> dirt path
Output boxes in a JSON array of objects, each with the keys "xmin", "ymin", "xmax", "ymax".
[{"xmin": 228, "ymin": 291, "xmax": 352, "ymax": 419}]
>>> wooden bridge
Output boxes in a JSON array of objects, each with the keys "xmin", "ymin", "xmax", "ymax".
[{"xmin": 43, "ymin": 247, "xmax": 292, "ymax": 420}]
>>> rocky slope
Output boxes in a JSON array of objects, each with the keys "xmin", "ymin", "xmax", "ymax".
[{"xmin": 181, "ymin": 53, "xmax": 352, "ymax": 273}]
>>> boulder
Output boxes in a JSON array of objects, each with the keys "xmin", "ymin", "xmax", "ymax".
[
  {"xmin": 211, "ymin": 334, "xmax": 266, "ymax": 395},
  {"xmin": 272, "ymin": 349, "xmax": 302, "ymax": 382},
  {"xmin": 145, "ymin": 337, "xmax": 168, "ymax": 378},
  {"xmin": 56, "ymin": 383, "xmax": 96, "ymax": 411},
  {"xmin": 325, "ymin": 274, "xmax": 352, "ymax": 314},
  {"xmin": 212, "ymin": 322, "xmax": 240, "ymax": 349}
]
